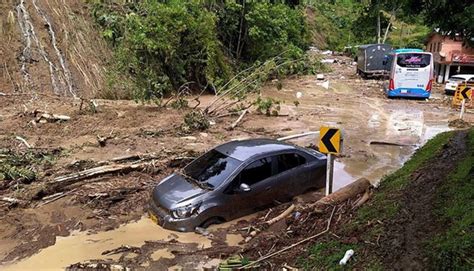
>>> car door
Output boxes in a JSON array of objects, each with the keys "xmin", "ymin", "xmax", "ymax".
[
  {"xmin": 270, "ymin": 152, "xmax": 313, "ymax": 200},
  {"xmin": 223, "ymin": 157, "xmax": 275, "ymax": 219}
]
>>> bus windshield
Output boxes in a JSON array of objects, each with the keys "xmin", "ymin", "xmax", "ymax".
[{"xmin": 396, "ymin": 53, "xmax": 431, "ymax": 68}]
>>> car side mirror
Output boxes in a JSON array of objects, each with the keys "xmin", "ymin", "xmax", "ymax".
[{"xmin": 239, "ymin": 183, "xmax": 251, "ymax": 192}]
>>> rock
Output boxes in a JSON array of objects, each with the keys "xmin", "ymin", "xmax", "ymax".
[
  {"xmin": 195, "ymin": 227, "xmax": 209, "ymax": 236},
  {"xmin": 296, "ymin": 92, "xmax": 303, "ymax": 99},
  {"xmin": 180, "ymin": 136, "xmax": 197, "ymax": 140},
  {"xmin": 199, "ymin": 132, "xmax": 208, "ymax": 138},
  {"xmin": 316, "ymin": 74, "xmax": 325, "ymax": 80},
  {"xmin": 321, "ymin": 58, "xmax": 335, "ymax": 63}
]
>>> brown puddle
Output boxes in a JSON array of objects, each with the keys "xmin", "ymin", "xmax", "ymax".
[{"xmin": 1, "ymin": 216, "xmax": 212, "ymax": 271}]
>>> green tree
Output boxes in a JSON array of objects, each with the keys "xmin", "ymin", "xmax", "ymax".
[{"xmin": 424, "ymin": 0, "xmax": 474, "ymax": 45}]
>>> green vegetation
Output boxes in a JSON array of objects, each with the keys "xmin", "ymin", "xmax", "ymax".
[
  {"xmin": 301, "ymin": 129, "xmax": 474, "ymax": 269},
  {"xmin": 299, "ymin": 241, "xmax": 358, "ymax": 270},
  {"xmin": 428, "ymin": 129, "xmax": 474, "ymax": 269},
  {"xmin": 90, "ymin": 1, "xmax": 314, "ymax": 101},
  {"xmin": 0, "ymin": 148, "xmax": 59, "ymax": 185},
  {"xmin": 89, "ymin": 0, "xmax": 473, "ymax": 99}
]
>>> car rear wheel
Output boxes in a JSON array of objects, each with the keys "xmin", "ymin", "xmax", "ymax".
[{"xmin": 201, "ymin": 217, "xmax": 225, "ymax": 228}]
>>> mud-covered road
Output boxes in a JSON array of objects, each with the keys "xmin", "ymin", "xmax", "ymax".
[{"xmin": 0, "ymin": 57, "xmax": 472, "ymax": 270}]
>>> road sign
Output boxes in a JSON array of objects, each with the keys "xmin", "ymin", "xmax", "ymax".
[
  {"xmin": 459, "ymin": 85, "xmax": 472, "ymax": 100},
  {"xmin": 452, "ymin": 83, "xmax": 473, "ymax": 109},
  {"xmin": 318, "ymin": 127, "xmax": 342, "ymax": 196},
  {"xmin": 319, "ymin": 127, "xmax": 341, "ymax": 154}
]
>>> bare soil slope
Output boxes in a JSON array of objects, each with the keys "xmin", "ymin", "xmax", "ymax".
[{"xmin": 0, "ymin": 0, "xmax": 109, "ymax": 97}]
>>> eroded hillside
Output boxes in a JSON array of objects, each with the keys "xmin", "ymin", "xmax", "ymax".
[{"xmin": 0, "ymin": 0, "xmax": 109, "ymax": 98}]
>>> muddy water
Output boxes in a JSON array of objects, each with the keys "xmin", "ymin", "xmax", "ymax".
[
  {"xmin": 258, "ymin": 82, "xmax": 453, "ymax": 190},
  {"xmin": 1, "ymin": 216, "xmax": 211, "ymax": 271},
  {"xmin": 1, "ymin": 214, "xmax": 246, "ymax": 271}
]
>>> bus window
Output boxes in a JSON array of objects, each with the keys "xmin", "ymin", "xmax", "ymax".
[{"xmin": 396, "ymin": 53, "xmax": 431, "ymax": 68}]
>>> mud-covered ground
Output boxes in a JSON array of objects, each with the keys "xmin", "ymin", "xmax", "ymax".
[{"xmin": 1, "ymin": 57, "xmax": 473, "ymax": 270}]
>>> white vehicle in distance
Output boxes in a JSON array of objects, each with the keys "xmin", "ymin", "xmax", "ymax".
[{"xmin": 444, "ymin": 74, "xmax": 474, "ymax": 95}]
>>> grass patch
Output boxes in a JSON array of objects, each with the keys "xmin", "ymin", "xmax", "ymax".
[
  {"xmin": 356, "ymin": 131, "xmax": 455, "ymax": 223},
  {"xmin": 299, "ymin": 241, "xmax": 357, "ymax": 270},
  {"xmin": 428, "ymin": 128, "xmax": 474, "ymax": 270},
  {"xmin": 299, "ymin": 130, "xmax": 457, "ymax": 270}
]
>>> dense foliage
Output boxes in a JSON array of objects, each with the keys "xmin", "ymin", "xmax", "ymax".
[
  {"xmin": 91, "ymin": 0, "xmax": 312, "ymax": 100},
  {"xmin": 90, "ymin": 0, "xmax": 473, "ymax": 100}
]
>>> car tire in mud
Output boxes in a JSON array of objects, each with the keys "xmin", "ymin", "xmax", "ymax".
[{"xmin": 201, "ymin": 217, "xmax": 225, "ymax": 228}]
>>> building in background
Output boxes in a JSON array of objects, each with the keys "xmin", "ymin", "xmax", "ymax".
[{"xmin": 425, "ymin": 32, "xmax": 474, "ymax": 83}]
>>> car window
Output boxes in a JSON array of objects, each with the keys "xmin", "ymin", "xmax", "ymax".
[
  {"xmin": 275, "ymin": 153, "xmax": 306, "ymax": 174},
  {"xmin": 234, "ymin": 157, "xmax": 272, "ymax": 187},
  {"xmin": 396, "ymin": 53, "xmax": 431, "ymax": 68},
  {"xmin": 182, "ymin": 149, "xmax": 241, "ymax": 189},
  {"xmin": 449, "ymin": 76, "xmax": 465, "ymax": 82}
]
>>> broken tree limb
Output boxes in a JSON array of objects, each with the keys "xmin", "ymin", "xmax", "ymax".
[
  {"xmin": 15, "ymin": 136, "xmax": 32, "ymax": 148},
  {"xmin": 49, "ymin": 162, "xmax": 153, "ymax": 188},
  {"xmin": 229, "ymin": 109, "xmax": 248, "ymax": 130},
  {"xmin": 38, "ymin": 189, "xmax": 76, "ymax": 207},
  {"xmin": 241, "ymin": 206, "xmax": 337, "ymax": 269},
  {"xmin": 1, "ymin": 196, "xmax": 27, "ymax": 205},
  {"xmin": 265, "ymin": 204, "xmax": 295, "ymax": 226},
  {"xmin": 277, "ymin": 131, "xmax": 320, "ymax": 141},
  {"xmin": 306, "ymin": 178, "xmax": 372, "ymax": 211},
  {"xmin": 369, "ymin": 141, "xmax": 415, "ymax": 147},
  {"xmin": 352, "ymin": 189, "xmax": 372, "ymax": 210},
  {"xmin": 32, "ymin": 110, "xmax": 70, "ymax": 123}
]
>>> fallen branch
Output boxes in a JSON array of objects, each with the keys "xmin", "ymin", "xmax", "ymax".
[
  {"xmin": 1, "ymin": 196, "xmax": 27, "ymax": 205},
  {"xmin": 229, "ymin": 109, "xmax": 248, "ymax": 130},
  {"xmin": 306, "ymin": 178, "xmax": 371, "ymax": 211},
  {"xmin": 265, "ymin": 204, "xmax": 295, "ymax": 226},
  {"xmin": 369, "ymin": 141, "xmax": 414, "ymax": 147},
  {"xmin": 352, "ymin": 189, "xmax": 372, "ymax": 210},
  {"xmin": 15, "ymin": 136, "xmax": 31, "ymax": 148},
  {"xmin": 241, "ymin": 206, "xmax": 337, "ymax": 269},
  {"xmin": 38, "ymin": 189, "xmax": 75, "ymax": 207},
  {"xmin": 33, "ymin": 110, "xmax": 70, "ymax": 123},
  {"xmin": 49, "ymin": 161, "xmax": 154, "ymax": 188},
  {"xmin": 102, "ymin": 245, "xmax": 141, "ymax": 256}
]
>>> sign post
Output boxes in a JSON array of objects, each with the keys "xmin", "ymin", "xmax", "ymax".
[
  {"xmin": 319, "ymin": 127, "xmax": 342, "ymax": 196},
  {"xmin": 453, "ymin": 84, "xmax": 472, "ymax": 118}
]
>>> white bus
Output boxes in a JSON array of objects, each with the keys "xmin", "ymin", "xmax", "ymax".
[{"xmin": 384, "ymin": 49, "xmax": 434, "ymax": 98}]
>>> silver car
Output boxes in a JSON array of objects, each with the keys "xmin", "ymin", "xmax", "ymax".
[{"xmin": 149, "ymin": 138, "xmax": 327, "ymax": 232}]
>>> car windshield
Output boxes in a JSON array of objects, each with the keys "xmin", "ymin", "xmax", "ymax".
[
  {"xmin": 182, "ymin": 149, "xmax": 241, "ymax": 189},
  {"xmin": 449, "ymin": 77, "xmax": 466, "ymax": 82},
  {"xmin": 396, "ymin": 53, "xmax": 431, "ymax": 68}
]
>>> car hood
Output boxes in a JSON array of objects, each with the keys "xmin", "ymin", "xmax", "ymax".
[{"xmin": 152, "ymin": 173, "xmax": 207, "ymax": 210}]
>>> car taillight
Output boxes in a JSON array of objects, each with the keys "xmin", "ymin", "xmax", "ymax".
[
  {"xmin": 389, "ymin": 79, "xmax": 394, "ymax": 91},
  {"xmin": 426, "ymin": 79, "xmax": 432, "ymax": 92}
]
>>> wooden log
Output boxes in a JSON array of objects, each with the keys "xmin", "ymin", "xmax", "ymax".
[
  {"xmin": 1, "ymin": 196, "xmax": 27, "ymax": 205},
  {"xmin": 306, "ymin": 178, "xmax": 372, "ymax": 210},
  {"xmin": 229, "ymin": 109, "xmax": 248, "ymax": 130},
  {"xmin": 49, "ymin": 162, "xmax": 151, "ymax": 187},
  {"xmin": 265, "ymin": 204, "xmax": 295, "ymax": 226}
]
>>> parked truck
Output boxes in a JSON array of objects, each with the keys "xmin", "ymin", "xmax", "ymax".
[{"xmin": 356, "ymin": 44, "xmax": 393, "ymax": 78}]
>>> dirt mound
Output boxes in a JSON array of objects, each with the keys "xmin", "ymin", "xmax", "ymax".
[{"xmin": 448, "ymin": 118, "xmax": 471, "ymax": 128}]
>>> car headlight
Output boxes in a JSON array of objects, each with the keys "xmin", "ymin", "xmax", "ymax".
[{"xmin": 171, "ymin": 204, "xmax": 200, "ymax": 219}]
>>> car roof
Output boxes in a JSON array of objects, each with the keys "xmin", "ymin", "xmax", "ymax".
[
  {"xmin": 449, "ymin": 74, "xmax": 474, "ymax": 79},
  {"xmin": 214, "ymin": 138, "xmax": 299, "ymax": 161}
]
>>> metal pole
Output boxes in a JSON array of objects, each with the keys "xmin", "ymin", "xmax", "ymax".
[
  {"xmin": 460, "ymin": 99, "xmax": 466, "ymax": 120},
  {"xmin": 325, "ymin": 153, "xmax": 334, "ymax": 196}
]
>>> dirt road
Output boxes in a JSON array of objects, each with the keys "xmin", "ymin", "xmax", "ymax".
[{"xmin": 0, "ymin": 58, "xmax": 472, "ymax": 269}]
